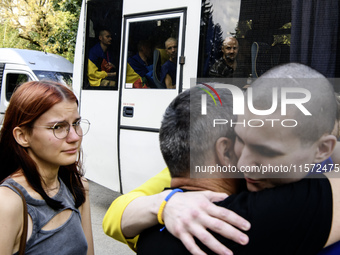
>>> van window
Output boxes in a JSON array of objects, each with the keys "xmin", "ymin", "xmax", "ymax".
[
  {"xmin": 6, "ymin": 73, "xmax": 30, "ymax": 101},
  {"xmin": 34, "ymin": 70, "xmax": 73, "ymax": 88}
]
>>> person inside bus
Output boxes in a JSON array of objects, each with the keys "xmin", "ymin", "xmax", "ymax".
[
  {"xmin": 88, "ymin": 29, "xmax": 117, "ymax": 87},
  {"xmin": 209, "ymin": 37, "xmax": 239, "ymax": 78},
  {"xmin": 126, "ymin": 40, "xmax": 155, "ymax": 88},
  {"xmin": 136, "ymin": 79, "xmax": 339, "ymax": 254},
  {"xmin": 103, "ymin": 63, "xmax": 340, "ymax": 255},
  {"xmin": 0, "ymin": 81, "xmax": 94, "ymax": 254},
  {"xmin": 160, "ymin": 37, "xmax": 178, "ymax": 89}
]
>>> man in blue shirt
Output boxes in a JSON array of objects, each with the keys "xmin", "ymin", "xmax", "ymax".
[
  {"xmin": 160, "ymin": 37, "xmax": 178, "ymax": 89},
  {"xmin": 126, "ymin": 40, "xmax": 154, "ymax": 88},
  {"xmin": 88, "ymin": 29, "xmax": 117, "ymax": 87}
]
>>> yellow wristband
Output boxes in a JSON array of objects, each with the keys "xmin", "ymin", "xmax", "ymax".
[
  {"xmin": 157, "ymin": 188, "xmax": 183, "ymax": 225},
  {"xmin": 157, "ymin": 200, "xmax": 167, "ymax": 225}
]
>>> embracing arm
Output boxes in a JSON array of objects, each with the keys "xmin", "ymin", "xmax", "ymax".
[
  {"xmin": 79, "ymin": 179, "xmax": 94, "ymax": 255},
  {"xmin": 103, "ymin": 168, "xmax": 250, "ymax": 255},
  {"xmin": 103, "ymin": 168, "xmax": 171, "ymax": 250},
  {"xmin": 162, "ymin": 190, "xmax": 250, "ymax": 255}
]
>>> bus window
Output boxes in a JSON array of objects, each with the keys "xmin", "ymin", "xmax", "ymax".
[
  {"xmin": 198, "ymin": 0, "xmax": 291, "ymax": 80},
  {"xmin": 125, "ymin": 17, "xmax": 180, "ymax": 89},
  {"xmin": 84, "ymin": 0, "xmax": 123, "ymax": 90}
]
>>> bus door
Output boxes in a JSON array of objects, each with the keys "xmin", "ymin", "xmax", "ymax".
[{"xmin": 119, "ymin": 11, "xmax": 186, "ymax": 192}]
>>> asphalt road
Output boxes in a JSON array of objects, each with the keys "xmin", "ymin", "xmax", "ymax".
[{"xmin": 89, "ymin": 180, "xmax": 135, "ymax": 255}]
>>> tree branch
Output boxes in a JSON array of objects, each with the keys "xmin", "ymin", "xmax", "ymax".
[{"xmin": 18, "ymin": 34, "xmax": 41, "ymax": 47}]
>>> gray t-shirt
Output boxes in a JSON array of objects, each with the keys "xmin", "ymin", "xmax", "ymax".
[{"xmin": 2, "ymin": 178, "xmax": 88, "ymax": 255}]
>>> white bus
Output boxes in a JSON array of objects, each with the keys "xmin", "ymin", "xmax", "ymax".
[{"xmin": 72, "ymin": 0, "xmax": 340, "ymax": 193}]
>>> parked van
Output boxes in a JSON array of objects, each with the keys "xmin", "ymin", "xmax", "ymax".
[
  {"xmin": 73, "ymin": 0, "xmax": 340, "ymax": 193},
  {"xmin": 0, "ymin": 48, "xmax": 73, "ymax": 123}
]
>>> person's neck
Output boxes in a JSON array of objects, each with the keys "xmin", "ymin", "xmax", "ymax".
[
  {"xmin": 139, "ymin": 52, "xmax": 148, "ymax": 65},
  {"xmin": 38, "ymin": 167, "xmax": 60, "ymax": 190},
  {"xmin": 171, "ymin": 177, "xmax": 241, "ymax": 195},
  {"xmin": 169, "ymin": 57, "xmax": 176, "ymax": 63},
  {"xmin": 100, "ymin": 42, "xmax": 108, "ymax": 53}
]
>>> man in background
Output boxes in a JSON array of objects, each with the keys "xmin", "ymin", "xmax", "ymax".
[
  {"xmin": 160, "ymin": 37, "xmax": 178, "ymax": 89},
  {"xmin": 126, "ymin": 40, "xmax": 154, "ymax": 88},
  {"xmin": 209, "ymin": 37, "xmax": 239, "ymax": 78},
  {"xmin": 88, "ymin": 29, "xmax": 117, "ymax": 87}
]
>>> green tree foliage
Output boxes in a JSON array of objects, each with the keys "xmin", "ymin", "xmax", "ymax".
[
  {"xmin": 0, "ymin": 0, "xmax": 81, "ymax": 62},
  {"xmin": 0, "ymin": 20, "xmax": 34, "ymax": 49}
]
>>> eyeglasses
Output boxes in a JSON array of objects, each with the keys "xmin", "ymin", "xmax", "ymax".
[{"xmin": 34, "ymin": 119, "xmax": 90, "ymax": 139}]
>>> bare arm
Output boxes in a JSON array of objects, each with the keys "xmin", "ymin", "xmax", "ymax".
[
  {"xmin": 162, "ymin": 191, "xmax": 250, "ymax": 255},
  {"xmin": 122, "ymin": 190, "xmax": 250, "ymax": 255},
  {"xmin": 122, "ymin": 190, "xmax": 170, "ymax": 237},
  {"xmin": 0, "ymin": 187, "xmax": 24, "ymax": 255},
  {"xmin": 104, "ymin": 168, "xmax": 250, "ymax": 255},
  {"xmin": 79, "ymin": 179, "xmax": 94, "ymax": 255},
  {"xmin": 165, "ymin": 74, "xmax": 175, "ymax": 89},
  {"xmin": 103, "ymin": 168, "xmax": 171, "ymax": 250}
]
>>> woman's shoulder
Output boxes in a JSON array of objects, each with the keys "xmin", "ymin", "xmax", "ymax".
[
  {"xmin": 81, "ymin": 177, "xmax": 90, "ymax": 192},
  {"xmin": 0, "ymin": 184, "xmax": 23, "ymax": 217},
  {"xmin": 3, "ymin": 174, "xmax": 43, "ymax": 200}
]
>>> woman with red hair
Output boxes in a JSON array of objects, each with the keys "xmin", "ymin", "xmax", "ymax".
[{"xmin": 0, "ymin": 81, "xmax": 94, "ymax": 254}]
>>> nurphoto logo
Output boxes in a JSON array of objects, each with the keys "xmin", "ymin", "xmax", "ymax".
[{"xmin": 199, "ymin": 83, "xmax": 312, "ymax": 128}]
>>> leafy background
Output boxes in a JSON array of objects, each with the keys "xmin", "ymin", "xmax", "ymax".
[{"xmin": 0, "ymin": 0, "xmax": 82, "ymax": 62}]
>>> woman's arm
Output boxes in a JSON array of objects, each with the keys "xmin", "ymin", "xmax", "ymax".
[
  {"xmin": 0, "ymin": 186, "xmax": 24, "ymax": 255},
  {"xmin": 79, "ymin": 178, "xmax": 95, "ymax": 255}
]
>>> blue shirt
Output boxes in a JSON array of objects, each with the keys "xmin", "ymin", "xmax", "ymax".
[
  {"xmin": 128, "ymin": 54, "xmax": 154, "ymax": 87},
  {"xmin": 313, "ymin": 157, "xmax": 340, "ymax": 255},
  {"xmin": 160, "ymin": 60, "xmax": 176, "ymax": 86},
  {"xmin": 89, "ymin": 43, "xmax": 114, "ymax": 70}
]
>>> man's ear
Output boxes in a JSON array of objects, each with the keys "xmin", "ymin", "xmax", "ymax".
[
  {"xmin": 314, "ymin": 134, "xmax": 337, "ymax": 163},
  {"xmin": 13, "ymin": 127, "xmax": 30, "ymax": 148},
  {"xmin": 215, "ymin": 137, "xmax": 234, "ymax": 166}
]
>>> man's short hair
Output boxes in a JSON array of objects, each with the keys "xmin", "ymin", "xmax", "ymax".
[
  {"xmin": 99, "ymin": 29, "xmax": 111, "ymax": 37},
  {"xmin": 159, "ymin": 85, "xmax": 235, "ymax": 177},
  {"xmin": 249, "ymin": 63, "xmax": 337, "ymax": 145},
  {"xmin": 165, "ymin": 37, "xmax": 177, "ymax": 48},
  {"xmin": 222, "ymin": 37, "xmax": 238, "ymax": 47}
]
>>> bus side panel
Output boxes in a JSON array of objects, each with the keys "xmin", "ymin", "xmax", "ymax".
[
  {"xmin": 120, "ymin": 129, "xmax": 166, "ymax": 193},
  {"xmin": 120, "ymin": 89, "xmax": 178, "ymax": 128},
  {"xmin": 81, "ymin": 90, "xmax": 121, "ymax": 191}
]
